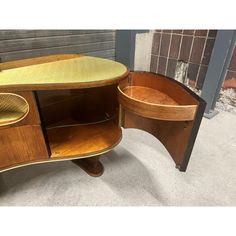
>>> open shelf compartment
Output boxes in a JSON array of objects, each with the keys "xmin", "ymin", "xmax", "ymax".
[
  {"xmin": 46, "ymin": 118, "xmax": 121, "ymax": 159},
  {"xmin": 36, "ymin": 85, "xmax": 121, "ymax": 159}
]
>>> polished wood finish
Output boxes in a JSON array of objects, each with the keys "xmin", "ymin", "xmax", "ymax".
[
  {"xmin": 72, "ymin": 156, "xmax": 104, "ymax": 177},
  {"xmin": 132, "ymin": 72, "xmax": 199, "ymax": 104},
  {"xmin": 123, "ymin": 86, "xmax": 179, "ymax": 105},
  {"xmin": 47, "ymin": 118, "xmax": 121, "ymax": 159},
  {"xmin": 119, "ymin": 72, "xmax": 206, "ymax": 171},
  {"xmin": 120, "ymin": 109, "xmax": 194, "ymax": 169},
  {"xmin": 118, "ymin": 72, "xmax": 198, "ymax": 121},
  {"xmin": 0, "ymin": 55, "xmax": 205, "ymax": 175},
  {"xmin": 0, "ymin": 125, "xmax": 49, "ymax": 170}
]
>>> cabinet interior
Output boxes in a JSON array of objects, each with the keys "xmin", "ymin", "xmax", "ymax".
[{"xmin": 36, "ymin": 84, "xmax": 121, "ymax": 159}]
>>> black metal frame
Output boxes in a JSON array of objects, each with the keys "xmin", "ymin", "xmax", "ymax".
[{"xmin": 201, "ymin": 30, "xmax": 236, "ymax": 118}]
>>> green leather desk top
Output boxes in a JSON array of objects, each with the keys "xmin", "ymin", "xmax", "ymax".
[{"xmin": 0, "ymin": 56, "xmax": 128, "ymax": 90}]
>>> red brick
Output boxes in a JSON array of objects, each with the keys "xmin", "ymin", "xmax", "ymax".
[
  {"xmin": 194, "ymin": 30, "xmax": 208, "ymax": 36},
  {"xmin": 179, "ymin": 36, "xmax": 193, "ymax": 62},
  {"xmin": 150, "ymin": 55, "xmax": 158, "ymax": 73},
  {"xmin": 160, "ymin": 34, "xmax": 171, "ymax": 57},
  {"xmin": 183, "ymin": 30, "xmax": 194, "ymax": 35},
  {"xmin": 152, "ymin": 33, "xmax": 161, "ymax": 55},
  {"xmin": 157, "ymin": 57, "xmax": 167, "ymax": 75},
  {"xmin": 169, "ymin": 34, "xmax": 181, "ymax": 59},
  {"xmin": 190, "ymin": 37, "xmax": 206, "ymax": 64}
]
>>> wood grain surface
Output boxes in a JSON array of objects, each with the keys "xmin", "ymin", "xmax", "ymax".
[
  {"xmin": 118, "ymin": 72, "xmax": 198, "ymax": 121},
  {"xmin": 0, "ymin": 125, "xmax": 49, "ymax": 170},
  {"xmin": 119, "ymin": 72, "xmax": 206, "ymax": 171},
  {"xmin": 47, "ymin": 118, "xmax": 121, "ymax": 159}
]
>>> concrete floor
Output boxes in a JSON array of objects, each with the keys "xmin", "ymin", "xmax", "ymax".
[{"xmin": 0, "ymin": 111, "xmax": 235, "ymax": 206}]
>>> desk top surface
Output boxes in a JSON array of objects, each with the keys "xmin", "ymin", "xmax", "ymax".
[{"xmin": 0, "ymin": 55, "xmax": 128, "ymax": 91}]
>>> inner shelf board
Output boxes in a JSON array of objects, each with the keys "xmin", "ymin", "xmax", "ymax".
[
  {"xmin": 46, "ymin": 118, "xmax": 121, "ymax": 159},
  {"xmin": 123, "ymin": 86, "xmax": 179, "ymax": 105}
]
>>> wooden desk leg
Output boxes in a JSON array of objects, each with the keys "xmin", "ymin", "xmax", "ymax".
[{"xmin": 72, "ymin": 156, "xmax": 104, "ymax": 177}]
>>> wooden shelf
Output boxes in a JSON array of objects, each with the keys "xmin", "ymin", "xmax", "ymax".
[
  {"xmin": 46, "ymin": 118, "xmax": 121, "ymax": 159},
  {"xmin": 118, "ymin": 73, "xmax": 198, "ymax": 121},
  {"xmin": 122, "ymin": 86, "xmax": 179, "ymax": 105},
  {"xmin": 45, "ymin": 113, "xmax": 117, "ymax": 129}
]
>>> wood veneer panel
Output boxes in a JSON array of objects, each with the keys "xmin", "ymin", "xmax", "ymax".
[
  {"xmin": 122, "ymin": 86, "xmax": 179, "ymax": 105},
  {"xmin": 0, "ymin": 125, "xmax": 49, "ymax": 170},
  {"xmin": 120, "ymin": 109, "xmax": 193, "ymax": 167},
  {"xmin": 119, "ymin": 72, "xmax": 206, "ymax": 171},
  {"xmin": 127, "ymin": 72, "xmax": 199, "ymax": 105}
]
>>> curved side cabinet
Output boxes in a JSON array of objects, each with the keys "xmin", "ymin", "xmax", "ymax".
[
  {"xmin": 118, "ymin": 72, "xmax": 206, "ymax": 172},
  {"xmin": 0, "ymin": 93, "xmax": 29, "ymax": 126},
  {"xmin": 118, "ymin": 72, "xmax": 198, "ymax": 121}
]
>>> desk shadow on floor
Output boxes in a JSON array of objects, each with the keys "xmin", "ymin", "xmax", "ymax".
[
  {"xmin": 0, "ymin": 161, "xmax": 79, "ymax": 197},
  {"xmin": 100, "ymin": 147, "xmax": 167, "ymax": 205},
  {"xmin": 0, "ymin": 174, "xmax": 7, "ymax": 193}
]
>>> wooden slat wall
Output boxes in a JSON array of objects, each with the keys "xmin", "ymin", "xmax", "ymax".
[{"xmin": 0, "ymin": 30, "xmax": 116, "ymax": 62}]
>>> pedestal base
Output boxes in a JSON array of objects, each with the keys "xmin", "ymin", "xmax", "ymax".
[{"xmin": 72, "ymin": 156, "xmax": 104, "ymax": 177}]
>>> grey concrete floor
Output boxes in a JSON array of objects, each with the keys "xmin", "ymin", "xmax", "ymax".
[{"xmin": 0, "ymin": 111, "xmax": 235, "ymax": 206}]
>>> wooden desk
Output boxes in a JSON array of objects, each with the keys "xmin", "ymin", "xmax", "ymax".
[{"xmin": 0, "ymin": 54, "xmax": 206, "ymax": 177}]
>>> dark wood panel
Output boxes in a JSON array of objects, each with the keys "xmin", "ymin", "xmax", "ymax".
[
  {"xmin": 0, "ymin": 33, "xmax": 115, "ymax": 53},
  {"xmin": 0, "ymin": 41, "xmax": 115, "ymax": 62},
  {"xmin": 36, "ymin": 85, "xmax": 119, "ymax": 127},
  {"xmin": 0, "ymin": 30, "xmax": 114, "ymax": 40},
  {"xmin": 120, "ymin": 109, "xmax": 194, "ymax": 168}
]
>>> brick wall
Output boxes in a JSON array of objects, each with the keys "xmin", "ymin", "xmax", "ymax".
[{"xmin": 150, "ymin": 30, "xmax": 217, "ymax": 89}]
